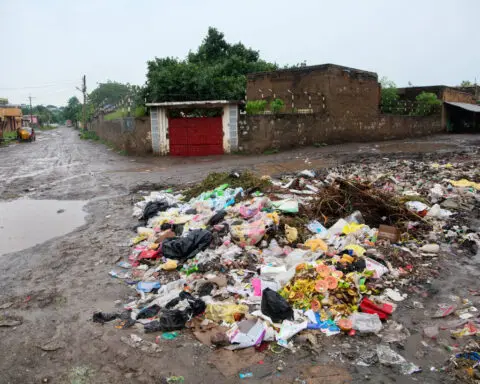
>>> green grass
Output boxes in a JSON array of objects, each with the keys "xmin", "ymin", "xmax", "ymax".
[
  {"xmin": 263, "ymin": 148, "xmax": 279, "ymax": 155},
  {"xmin": 104, "ymin": 106, "xmax": 146, "ymax": 121},
  {"xmin": 2, "ymin": 131, "xmax": 17, "ymax": 141},
  {"xmin": 79, "ymin": 130, "xmax": 100, "ymax": 140}
]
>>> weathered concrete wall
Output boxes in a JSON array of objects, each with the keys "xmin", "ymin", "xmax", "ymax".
[
  {"xmin": 442, "ymin": 88, "xmax": 476, "ymax": 103},
  {"xmin": 90, "ymin": 116, "xmax": 152, "ymax": 155},
  {"xmin": 398, "ymin": 86, "xmax": 476, "ymax": 104},
  {"xmin": 238, "ymin": 113, "xmax": 443, "ymax": 153},
  {"xmin": 246, "ymin": 64, "xmax": 380, "ymax": 117}
]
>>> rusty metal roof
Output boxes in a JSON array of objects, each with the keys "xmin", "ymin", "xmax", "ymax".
[{"xmin": 445, "ymin": 102, "xmax": 480, "ymax": 113}]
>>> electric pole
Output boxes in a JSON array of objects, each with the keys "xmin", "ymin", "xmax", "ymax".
[
  {"xmin": 28, "ymin": 95, "xmax": 34, "ymax": 126},
  {"xmin": 76, "ymin": 75, "xmax": 87, "ymax": 130}
]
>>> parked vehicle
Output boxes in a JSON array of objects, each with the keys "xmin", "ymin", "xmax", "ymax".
[{"xmin": 17, "ymin": 126, "xmax": 36, "ymax": 142}]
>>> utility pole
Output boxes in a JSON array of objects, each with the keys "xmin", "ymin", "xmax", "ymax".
[
  {"xmin": 29, "ymin": 94, "xmax": 33, "ymax": 126},
  {"xmin": 76, "ymin": 75, "xmax": 86, "ymax": 130}
]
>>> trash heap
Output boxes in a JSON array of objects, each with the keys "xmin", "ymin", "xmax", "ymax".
[{"xmin": 95, "ymin": 159, "xmax": 480, "ymax": 376}]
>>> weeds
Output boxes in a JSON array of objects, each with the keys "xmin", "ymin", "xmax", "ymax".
[
  {"xmin": 183, "ymin": 171, "xmax": 271, "ymax": 200},
  {"xmin": 79, "ymin": 131, "xmax": 100, "ymax": 141}
]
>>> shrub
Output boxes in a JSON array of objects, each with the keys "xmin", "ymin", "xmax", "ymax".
[
  {"xmin": 380, "ymin": 77, "xmax": 399, "ymax": 114},
  {"xmin": 246, "ymin": 100, "xmax": 267, "ymax": 115},
  {"xmin": 270, "ymin": 98, "xmax": 285, "ymax": 114},
  {"xmin": 414, "ymin": 92, "xmax": 442, "ymax": 116}
]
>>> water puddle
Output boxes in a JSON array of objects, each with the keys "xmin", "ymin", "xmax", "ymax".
[{"xmin": 0, "ymin": 199, "xmax": 87, "ymax": 256}]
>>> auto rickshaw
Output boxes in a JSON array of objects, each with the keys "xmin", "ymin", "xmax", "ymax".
[{"xmin": 17, "ymin": 126, "xmax": 36, "ymax": 142}]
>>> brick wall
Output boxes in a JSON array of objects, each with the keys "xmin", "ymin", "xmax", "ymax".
[
  {"xmin": 238, "ymin": 113, "xmax": 443, "ymax": 153},
  {"xmin": 398, "ymin": 86, "xmax": 476, "ymax": 104},
  {"xmin": 246, "ymin": 64, "xmax": 380, "ymax": 117},
  {"xmin": 90, "ymin": 116, "xmax": 152, "ymax": 155},
  {"xmin": 442, "ymin": 88, "xmax": 476, "ymax": 103}
]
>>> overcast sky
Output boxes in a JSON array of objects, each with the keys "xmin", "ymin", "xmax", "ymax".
[{"xmin": 1, "ymin": 0, "xmax": 478, "ymax": 106}]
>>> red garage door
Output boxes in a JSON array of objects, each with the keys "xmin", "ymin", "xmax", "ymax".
[{"xmin": 169, "ymin": 117, "xmax": 224, "ymax": 156}]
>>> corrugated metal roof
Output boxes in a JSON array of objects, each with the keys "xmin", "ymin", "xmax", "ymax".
[{"xmin": 445, "ymin": 102, "xmax": 480, "ymax": 113}]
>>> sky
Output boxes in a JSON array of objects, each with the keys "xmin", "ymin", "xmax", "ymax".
[{"xmin": 1, "ymin": 0, "xmax": 478, "ymax": 106}]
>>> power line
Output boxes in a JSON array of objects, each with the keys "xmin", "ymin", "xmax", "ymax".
[{"xmin": 0, "ymin": 80, "xmax": 78, "ymax": 90}]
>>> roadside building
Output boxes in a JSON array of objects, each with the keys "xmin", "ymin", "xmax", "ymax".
[{"xmin": 0, "ymin": 103, "xmax": 22, "ymax": 138}]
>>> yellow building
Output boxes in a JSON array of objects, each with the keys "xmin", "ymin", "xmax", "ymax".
[{"xmin": 0, "ymin": 105, "xmax": 22, "ymax": 136}]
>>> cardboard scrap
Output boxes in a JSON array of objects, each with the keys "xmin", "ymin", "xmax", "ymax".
[{"xmin": 377, "ymin": 225, "xmax": 400, "ymax": 243}]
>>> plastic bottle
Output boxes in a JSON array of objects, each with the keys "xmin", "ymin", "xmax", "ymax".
[{"xmin": 345, "ymin": 210, "xmax": 365, "ymax": 224}]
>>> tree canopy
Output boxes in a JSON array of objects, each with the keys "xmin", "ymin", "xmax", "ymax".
[
  {"xmin": 89, "ymin": 81, "xmax": 131, "ymax": 109},
  {"xmin": 21, "ymin": 104, "xmax": 64, "ymax": 125},
  {"xmin": 144, "ymin": 27, "xmax": 277, "ymax": 103},
  {"xmin": 380, "ymin": 76, "xmax": 399, "ymax": 113},
  {"xmin": 63, "ymin": 96, "xmax": 82, "ymax": 124},
  {"xmin": 460, "ymin": 80, "xmax": 473, "ymax": 87}
]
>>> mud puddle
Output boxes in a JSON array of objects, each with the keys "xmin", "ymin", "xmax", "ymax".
[{"xmin": 0, "ymin": 199, "xmax": 87, "ymax": 256}]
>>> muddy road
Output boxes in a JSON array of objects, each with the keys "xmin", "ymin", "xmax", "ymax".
[{"xmin": 0, "ymin": 127, "xmax": 479, "ymax": 384}]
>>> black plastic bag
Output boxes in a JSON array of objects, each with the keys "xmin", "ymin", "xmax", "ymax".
[
  {"xmin": 140, "ymin": 201, "xmax": 170, "ymax": 221},
  {"xmin": 144, "ymin": 292, "xmax": 206, "ymax": 333},
  {"xmin": 160, "ymin": 222, "xmax": 185, "ymax": 236},
  {"xmin": 93, "ymin": 312, "xmax": 119, "ymax": 323},
  {"xmin": 93, "ymin": 310, "xmax": 131, "ymax": 324},
  {"xmin": 144, "ymin": 310, "xmax": 189, "ymax": 333},
  {"xmin": 179, "ymin": 291, "xmax": 206, "ymax": 317},
  {"xmin": 208, "ymin": 210, "xmax": 227, "ymax": 226},
  {"xmin": 162, "ymin": 229, "xmax": 213, "ymax": 264},
  {"xmin": 137, "ymin": 304, "xmax": 161, "ymax": 320},
  {"xmin": 261, "ymin": 288, "xmax": 294, "ymax": 323}
]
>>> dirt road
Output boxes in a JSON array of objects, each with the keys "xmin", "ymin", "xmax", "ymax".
[{"xmin": 0, "ymin": 127, "xmax": 479, "ymax": 383}]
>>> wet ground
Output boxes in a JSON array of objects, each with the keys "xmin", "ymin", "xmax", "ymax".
[{"xmin": 0, "ymin": 127, "xmax": 479, "ymax": 383}]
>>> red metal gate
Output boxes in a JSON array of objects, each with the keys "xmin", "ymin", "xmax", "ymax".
[{"xmin": 169, "ymin": 117, "xmax": 224, "ymax": 156}]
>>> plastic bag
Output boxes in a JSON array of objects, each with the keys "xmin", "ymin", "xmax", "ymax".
[
  {"xmin": 136, "ymin": 281, "xmax": 161, "ymax": 293},
  {"xmin": 305, "ymin": 238, "xmax": 328, "ymax": 252},
  {"xmin": 307, "ymin": 220, "xmax": 328, "ymax": 237},
  {"xmin": 426, "ymin": 204, "xmax": 452, "ymax": 219},
  {"xmin": 349, "ymin": 312, "xmax": 383, "ymax": 333},
  {"xmin": 261, "ymin": 288, "xmax": 294, "ymax": 324},
  {"xmin": 270, "ymin": 199, "xmax": 299, "ymax": 213},
  {"xmin": 284, "ymin": 224, "xmax": 298, "ymax": 243},
  {"xmin": 137, "ymin": 304, "xmax": 161, "ymax": 319},
  {"xmin": 239, "ymin": 197, "xmax": 268, "ymax": 219},
  {"xmin": 276, "ymin": 320, "xmax": 308, "ymax": 340},
  {"xmin": 230, "ymin": 219, "xmax": 266, "ymax": 247},
  {"xmin": 208, "ymin": 210, "xmax": 227, "ymax": 226},
  {"xmin": 145, "ymin": 292, "xmax": 205, "ymax": 333},
  {"xmin": 140, "ymin": 200, "xmax": 171, "ymax": 221},
  {"xmin": 162, "ymin": 229, "xmax": 213, "ymax": 263},
  {"xmin": 205, "ymin": 303, "xmax": 249, "ymax": 323},
  {"xmin": 376, "ymin": 345, "xmax": 421, "ymax": 375}
]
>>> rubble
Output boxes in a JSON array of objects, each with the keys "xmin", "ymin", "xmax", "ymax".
[{"xmin": 95, "ymin": 158, "xmax": 480, "ymax": 380}]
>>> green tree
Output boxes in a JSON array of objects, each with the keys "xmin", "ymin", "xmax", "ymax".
[
  {"xmin": 460, "ymin": 80, "xmax": 473, "ymax": 87},
  {"xmin": 380, "ymin": 76, "xmax": 399, "ymax": 114},
  {"xmin": 144, "ymin": 27, "xmax": 277, "ymax": 103},
  {"xmin": 63, "ymin": 96, "xmax": 82, "ymax": 126},
  {"xmin": 89, "ymin": 81, "xmax": 131, "ymax": 109},
  {"xmin": 414, "ymin": 92, "xmax": 442, "ymax": 116}
]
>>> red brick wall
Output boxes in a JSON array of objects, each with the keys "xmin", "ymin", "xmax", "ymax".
[
  {"xmin": 238, "ymin": 113, "xmax": 443, "ymax": 153},
  {"xmin": 246, "ymin": 64, "xmax": 380, "ymax": 118}
]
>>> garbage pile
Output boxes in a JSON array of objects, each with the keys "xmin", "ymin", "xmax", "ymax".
[{"xmin": 95, "ymin": 158, "xmax": 480, "ymax": 376}]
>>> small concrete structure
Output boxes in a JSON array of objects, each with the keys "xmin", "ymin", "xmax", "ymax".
[{"xmin": 146, "ymin": 100, "xmax": 239, "ymax": 155}]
